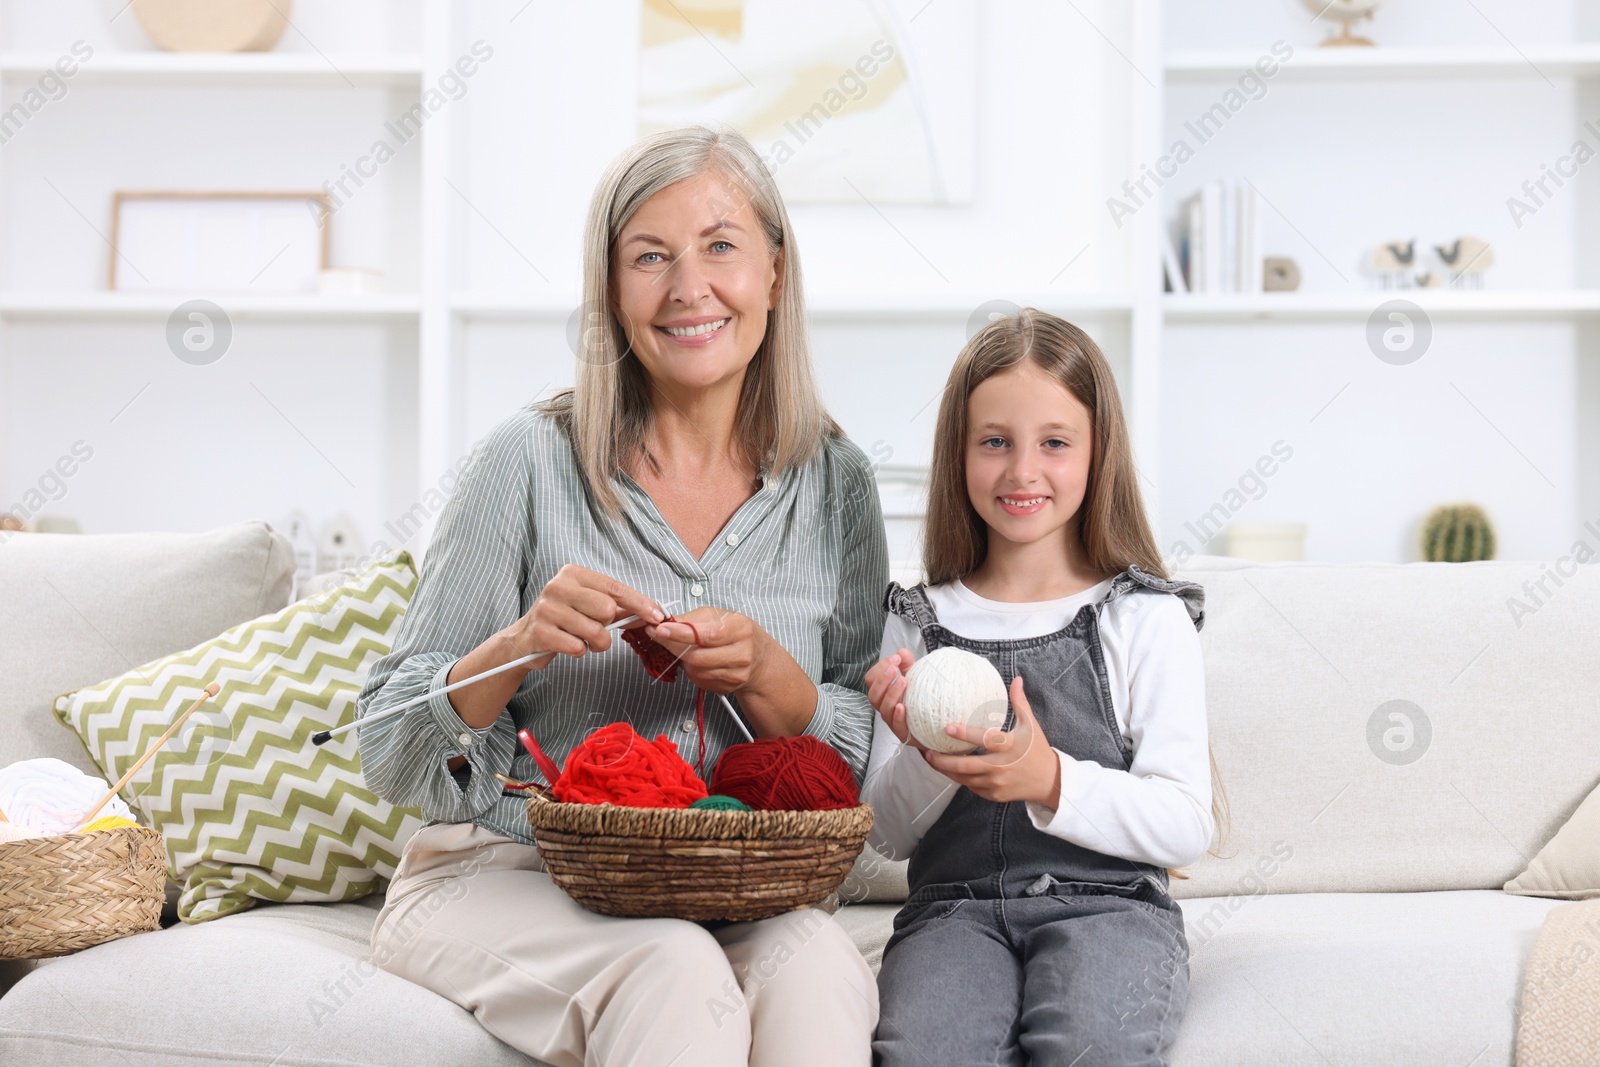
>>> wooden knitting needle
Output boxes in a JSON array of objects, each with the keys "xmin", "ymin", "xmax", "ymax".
[
  {"xmin": 314, "ymin": 603, "xmax": 681, "ymax": 746},
  {"xmin": 72, "ymin": 681, "xmax": 221, "ymax": 832}
]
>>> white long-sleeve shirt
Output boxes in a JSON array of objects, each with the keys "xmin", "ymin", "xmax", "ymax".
[{"xmin": 862, "ymin": 576, "xmax": 1213, "ymax": 870}]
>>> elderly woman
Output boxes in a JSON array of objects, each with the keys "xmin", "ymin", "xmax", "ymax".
[{"xmin": 358, "ymin": 125, "xmax": 886, "ymax": 1067}]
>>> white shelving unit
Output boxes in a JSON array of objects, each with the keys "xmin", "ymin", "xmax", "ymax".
[
  {"xmin": 0, "ymin": 0, "xmax": 431, "ymax": 549},
  {"xmin": 0, "ymin": 291, "xmax": 421, "ymax": 320},
  {"xmin": 2, "ymin": 0, "xmax": 1594, "ymax": 563},
  {"xmin": 1166, "ymin": 43, "xmax": 1600, "ymax": 81},
  {"xmin": 1163, "ymin": 290, "xmax": 1600, "ymax": 321},
  {"xmin": 1152, "ymin": 7, "xmax": 1600, "ymax": 561}
]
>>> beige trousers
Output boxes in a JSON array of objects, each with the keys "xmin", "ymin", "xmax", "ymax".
[{"xmin": 370, "ymin": 821, "xmax": 878, "ymax": 1067}]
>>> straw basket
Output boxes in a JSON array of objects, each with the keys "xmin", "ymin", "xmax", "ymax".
[
  {"xmin": 525, "ymin": 790, "xmax": 873, "ymax": 922},
  {"xmin": 0, "ymin": 825, "xmax": 168, "ymax": 959}
]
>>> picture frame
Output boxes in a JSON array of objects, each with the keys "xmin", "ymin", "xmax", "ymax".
[{"xmin": 108, "ymin": 190, "xmax": 332, "ymax": 292}]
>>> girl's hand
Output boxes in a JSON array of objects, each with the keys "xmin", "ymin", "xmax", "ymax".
[
  {"xmin": 923, "ymin": 676, "xmax": 1062, "ymax": 808},
  {"xmin": 864, "ymin": 649, "xmax": 928, "ymax": 752},
  {"xmin": 647, "ymin": 607, "xmax": 769, "ymax": 695},
  {"xmin": 503, "ymin": 564, "xmax": 666, "ymax": 667}
]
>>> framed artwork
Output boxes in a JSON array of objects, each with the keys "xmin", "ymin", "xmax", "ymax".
[
  {"xmin": 108, "ymin": 191, "xmax": 331, "ymax": 292},
  {"xmin": 638, "ymin": 0, "xmax": 977, "ymax": 204}
]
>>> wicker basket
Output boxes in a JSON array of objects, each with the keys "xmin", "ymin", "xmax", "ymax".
[
  {"xmin": 0, "ymin": 825, "xmax": 168, "ymax": 959},
  {"xmin": 525, "ymin": 790, "xmax": 873, "ymax": 922}
]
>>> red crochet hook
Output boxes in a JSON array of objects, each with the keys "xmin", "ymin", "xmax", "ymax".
[{"xmin": 518, "ymin": 728, "xmax": 563, "ymax": 786}]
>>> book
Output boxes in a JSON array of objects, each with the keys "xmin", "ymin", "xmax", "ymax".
[
  {"xmin": 1176, "ymin": 178, "xmax": 1263, "ymax": 295},
  {"xmin": 1162, "ymin": 224, "xmax": 1187, "ymax": 294}
]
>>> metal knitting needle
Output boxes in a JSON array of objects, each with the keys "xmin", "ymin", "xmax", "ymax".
[
  {"xmin": 313, "ymin": 603, "xmax": 678, "ymax": 746},
  {"xmin": 718, "ymin": 694, "xmax": 754, "ymax": 742}
]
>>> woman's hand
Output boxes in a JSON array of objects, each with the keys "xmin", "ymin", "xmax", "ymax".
[
  {"xmin": 923, "ymin": 676, "xmax": 1061, "ymax": 808},
  {"xmin": 646, "ymin": 607, "xmax": 769, "ymax": 694},
  {"xmin": 503, "ymin": 565, "xmax": 666, "ymax": 667},
  {"xmin": 444, "ymin": 564, "xmax": 661, "ymax": 732},
  {"xmin": 864, "ymin": 649, "xmax": 928, "ymax": 752},
  {"xmin": 647, "ymin": 608, "xmax": 819, "ymax": 737}
]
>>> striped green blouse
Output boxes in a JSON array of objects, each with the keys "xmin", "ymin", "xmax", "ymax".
[{"xmin": 356, "ymin": 402, "xmax": 889, "ymax": 846}]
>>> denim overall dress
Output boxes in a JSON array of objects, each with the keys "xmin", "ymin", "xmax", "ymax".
[{"xmin": 872, "ymin": 564, "xmax": 1207, "ymax": 1067}]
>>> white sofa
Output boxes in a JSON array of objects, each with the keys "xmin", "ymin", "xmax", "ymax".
[{"xmin": 1, "ymin": 523, "xmax": 1594, "ymax": 1066}]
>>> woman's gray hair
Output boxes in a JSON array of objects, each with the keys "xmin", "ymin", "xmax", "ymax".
[{"xmin": 542, "ymin": 124, "xmax": 838, "ymax": 518}]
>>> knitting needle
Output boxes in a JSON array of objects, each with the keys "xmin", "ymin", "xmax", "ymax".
[
  {"xmin": 494, "ymin": 772, "xmax": 554, "ymax": 805},
  {"xmin": 517, "ymin": 728, "xmax": 563, "ymax": 784},
  {"xmin": 72, "ymin": 681, "xmax": 221, "ymax": 832},
  {"xmin": 313, "ymin": 602, "xmax": 680, "ymax": 746},
  {"xmin": 314, "ymin": 651, "xmax": 539, "ymax": 747},
  {"xmin": 718, "ymin": 694, "xmax": 754, "ymax": 742}
]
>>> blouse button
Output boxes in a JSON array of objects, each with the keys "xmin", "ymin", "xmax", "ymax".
[
  {"xmin": 681, "ymin": 719, "xmax": 696, "ymax": 732},
  {"xmin": 456, "ymin": 732, "xmax": 473, "ymax": 747},
  {"xmin": 690, "ymin": 582, "xmax": 705, "ymax": 597},
  {"xmin": 726, "ymin": 533, "xmax": 741, "ymax": 546}
]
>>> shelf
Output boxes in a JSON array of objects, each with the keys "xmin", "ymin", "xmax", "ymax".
[
  {"xmin": 806, "ymin": 292, "xmax": 1135, "ymax": 319},
  {"xmin": 450, "ymin": 294, "xmax": 575, "ymax": 320},
  {"xmin": 450, "ymin": 292, "xmax": 1136, "ymax": 320},
  {"xmin": 0, "ymin": 52, "xmax": 424, "ymax": 89},
  {"xmin": 1165, "ymin": 44, "xmax": 1600, "ymax": 82},
  {"xmin": 1162, "ymin": 290, "xmax": 1600, "ymax": 321},
  {"xmin": 0, "ymin": 292, "xmax": 421, "ymax": 321}
]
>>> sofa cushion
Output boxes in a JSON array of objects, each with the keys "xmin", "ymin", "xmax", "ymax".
[
  {"xmin": 1170, "ymin": 555, "xmax": 1600, "ymax": 897},
  {"xmin": 1170, "ymin": 889, "xmax": 1560, "ymax": 1066},
  {"xmin": 0, "ymin": 522, "xmax": 296, "ymax": 775},
  {"xmin": 52, "ymin": 552, "xmax": 426, "ymax": 923},
  {"xmin": 832, "ymin": 901, "xmax": 900, "ymax": 975},
  {"xmin": 3, "ymin": 888, "xmax": 1553, "ymax": 1065},
  {"xmin": 836, "ymin": 843, "xmax": 909, "ymax": 904},
  {"xmin": 845, "ymin": 890, "xmax": 1558, "ymax": 1066},
  {"xmin": 0, "ymin": 897, "xmax": 548, "ymax": 1066},
  {"xmin": 1505, "ymin": 774, "xmax": 1600, "ymax": 900}
]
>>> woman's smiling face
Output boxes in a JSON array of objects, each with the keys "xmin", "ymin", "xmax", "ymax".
[{"xmin": 611, "ymin": 168, "xmax": 782, "ymax": 395}]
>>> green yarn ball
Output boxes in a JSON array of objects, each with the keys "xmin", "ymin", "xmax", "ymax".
[{"xmin": 691, "ymin": 794, "xmax": 751, "ymax": 812}]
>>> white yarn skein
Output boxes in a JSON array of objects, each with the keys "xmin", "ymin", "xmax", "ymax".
[
  {"xmin": 0, "ymin": 757, "xmax": 134, "ymax": 835},
  {"xmin": 903, "ymin": 647, "xmax": 1010, "ymax": 755}
]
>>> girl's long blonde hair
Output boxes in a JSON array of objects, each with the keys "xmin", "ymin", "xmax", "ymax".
[
  {"xmin": 923, "ymin": 309, "xmax": 1230, "ymax": 863},
  {"xmin": 540, "ymin": 124, "xmax": 838, "ymax": 516}
]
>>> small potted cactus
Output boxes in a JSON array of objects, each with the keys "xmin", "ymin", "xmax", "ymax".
[{"xmin": 1421, "ymin": 504, "xmax": 1496, "ymax": 562}]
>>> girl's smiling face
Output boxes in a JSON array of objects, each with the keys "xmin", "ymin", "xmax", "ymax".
[
  {"xmin": 964, "ymin": 359, "xmax": 1094, "ymax": 548},
  {"xmin": 610, "ymin": 168, "xmax": 782, "ymax": 394}
]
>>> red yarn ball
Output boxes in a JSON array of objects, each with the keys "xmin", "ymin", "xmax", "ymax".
[
  {"xmin": 709, "ymin": 736, "xmax": 860, "ymax": 811},
  {"xmin": 552, "ymin": 722, "xmax": 709, "ymax": 808}
]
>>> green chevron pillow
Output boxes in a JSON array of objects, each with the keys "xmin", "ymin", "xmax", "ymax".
[{"xmin": 52, "ymin": 551, "xmax": 425, "ymax": 923}]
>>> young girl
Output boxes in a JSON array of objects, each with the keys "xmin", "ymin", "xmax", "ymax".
[{"xmin": 862, "ymin": 310, "xmax": 1215, "ymax": 1067}]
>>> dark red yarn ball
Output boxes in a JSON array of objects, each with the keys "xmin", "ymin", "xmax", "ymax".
[{"xmin": 709, "ymin": 736, "xmax": 860, "ymax": 811}]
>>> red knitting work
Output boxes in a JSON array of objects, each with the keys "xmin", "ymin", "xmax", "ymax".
[
  {"xmin": 621, "ymin": 616, "xmax": 710, "ymax": 774},
  {"xmin": 620, "ymin": 616, "xmax": 700, "ymax": 683}
]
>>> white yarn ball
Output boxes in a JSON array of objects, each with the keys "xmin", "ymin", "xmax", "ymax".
[{"xmin": 903, "ymin": 647, "xmax": 1010, "ymax": 754}]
